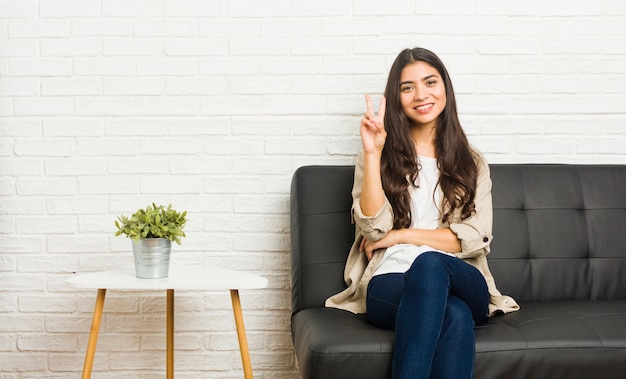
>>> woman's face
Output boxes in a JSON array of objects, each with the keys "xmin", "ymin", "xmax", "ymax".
[{"xmin": 399, "ymin": 61, "xmax": 446, "ymax": 129}]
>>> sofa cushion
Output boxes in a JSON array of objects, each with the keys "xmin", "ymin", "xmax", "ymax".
[
  {"xmin": 291, "ymin": 307, "xmax": 392, "ymax": 379},
  {"xmin": 293, "ymin": 301, "xmax": 626, "ymax": 379},
  {"xmin": 290, "ymin": 165, "xmax": 356, "ymax": 314},
  {"xmin": 475, "ymin": 300, "xmax": 626, "ymax": 378},
  {"xmin": 487, "ymin": 165, "xmax": 626, "ymax": 303}
]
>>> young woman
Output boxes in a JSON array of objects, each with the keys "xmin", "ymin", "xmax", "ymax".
[{"xmin": 325, "ymin": 48, "xmax": 519, "ymax": 378}]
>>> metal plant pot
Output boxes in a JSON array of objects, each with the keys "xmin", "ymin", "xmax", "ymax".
[{"xmin": 132, "ymin": 238, "xmax": 172, "ymax": 279}]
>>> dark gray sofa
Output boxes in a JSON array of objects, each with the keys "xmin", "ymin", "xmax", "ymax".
[{"xmin": 290, "ymin": 164, "xmax": 626, "ymax": 379}]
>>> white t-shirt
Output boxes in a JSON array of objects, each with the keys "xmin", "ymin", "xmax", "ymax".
[{"xmin": 372, "ymin": 155, "xmax": 454, "ymax": 277}]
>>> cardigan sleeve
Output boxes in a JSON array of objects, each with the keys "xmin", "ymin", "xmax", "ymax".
[
  {"xmin": 351, "ymin": 149, "xmax": 394, "ymax": 241},
  {"xmin": 324, "ymin": 150, "xmax": 390, "ymax": 314}
]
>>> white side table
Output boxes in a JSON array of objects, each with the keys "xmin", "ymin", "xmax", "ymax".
[{"xmin": 66, "ymin": 265, "xmax": 268, "ymax": 379}]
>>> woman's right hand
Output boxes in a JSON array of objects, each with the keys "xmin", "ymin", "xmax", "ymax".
[{"xmin": 360, "ymin": 94, "xmax": 386, "ymax": 154}]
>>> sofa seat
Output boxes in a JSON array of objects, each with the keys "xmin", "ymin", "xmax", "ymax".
[
  {"xmin": 292, "ymin": 300, "xmax": 626, "ymax": 379},
  {"xmin": 291, "ymin": 308, "xmax": 393, "ymax": 378},
  {"xmin": 475, "ymin": 300, "xmax": 626, "ymax": 378}
]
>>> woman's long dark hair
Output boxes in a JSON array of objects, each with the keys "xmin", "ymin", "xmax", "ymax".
[{"xmin": 382, "ymin": 47, "xmax": 478, "ymax": 228}]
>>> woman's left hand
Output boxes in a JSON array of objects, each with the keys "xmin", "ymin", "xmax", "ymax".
[{"xmin": 360, "ymin": 230, "xmax": 401, "ymax": 261}]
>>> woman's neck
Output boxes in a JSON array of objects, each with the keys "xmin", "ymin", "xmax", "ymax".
[{"xmin": 411, "ymin": 125, "xmax": 437, "ymax": 158}]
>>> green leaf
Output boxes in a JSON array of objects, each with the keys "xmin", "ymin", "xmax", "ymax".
[{"xmin": 114, "ymin": 203, "xmax": 187, "ymax": 245}]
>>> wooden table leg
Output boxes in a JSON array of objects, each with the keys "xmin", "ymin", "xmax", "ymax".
[
  {"xmin": 167, "ymin": 289, "xmax": 174, "ymax": 379},
  {"xmin": 82, "ymin": 288, "xmax": 106, "ymax": 379},
  {"xmin": 230, "ymin": 289, "xmax": 253, "ymax": 379}
]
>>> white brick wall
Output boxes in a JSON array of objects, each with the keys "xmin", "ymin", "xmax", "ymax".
[{"xmin": 1, "ymin": 0, "xmax": 625, "ymax": 377}]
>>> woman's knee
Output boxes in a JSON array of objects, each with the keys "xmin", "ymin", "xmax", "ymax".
[
  {"xmin": 407, "ymin": 251, "xmax": 448, "ymax": 275},
  {"xmin": 405, "ymin": 252, "xmax": 451, "ymax": 288}
]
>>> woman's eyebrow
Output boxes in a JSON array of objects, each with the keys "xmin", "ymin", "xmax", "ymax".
[{"xmin": 400, "ymin": 75, "xmax": 440, "ymax": 86}]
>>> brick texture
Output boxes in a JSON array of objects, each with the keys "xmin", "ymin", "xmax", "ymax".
[{"xmin": 1, "ymin": 0, "xmax": 626, "ymax": 377}]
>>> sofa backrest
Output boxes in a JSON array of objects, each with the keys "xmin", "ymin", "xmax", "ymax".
[
  {"xmin": 290, "ymin": 164, "xmax": 626, "ymax": 314},
  {"xmin": 488, "ymin": 165, "xmax": 626, "ymax": 302},
  {"xmin": 290, "ymin": 166, "xmax": 356, "ymax": 315}
]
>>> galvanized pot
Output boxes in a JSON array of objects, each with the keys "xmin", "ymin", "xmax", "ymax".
[{"xmin": 132, "ymin": 238, "xmax": 172, "ymax": 279}]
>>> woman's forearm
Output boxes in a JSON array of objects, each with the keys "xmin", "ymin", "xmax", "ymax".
[
  {"xmin": 359, "ymin": 151, "xmax": 386, "ymax": 216},
  {"xmin": 361, "ymin": 227, "xmax": 463, "ymax": 258},
  {"xmin": 399, "ymin": 227, "xmax": 462, "ymax": 253}
]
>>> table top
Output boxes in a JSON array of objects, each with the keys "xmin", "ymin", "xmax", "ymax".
[{"xmin": 65, "ymin": 265, "xmax": 268, "ymax": 291}]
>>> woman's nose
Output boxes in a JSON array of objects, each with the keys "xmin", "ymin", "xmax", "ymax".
[{"xmin": 414, "ymin": 86, "xmax": 427, "ymax": 101}]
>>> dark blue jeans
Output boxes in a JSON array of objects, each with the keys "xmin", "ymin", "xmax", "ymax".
[{"xmin": 366, "ymin": 252, "xmax": 490, "ymax": 379}]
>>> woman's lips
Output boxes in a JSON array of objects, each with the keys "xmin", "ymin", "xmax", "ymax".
[{"xmin": 414, "ymin": 103, "xmax": 434, "ymax": 114}]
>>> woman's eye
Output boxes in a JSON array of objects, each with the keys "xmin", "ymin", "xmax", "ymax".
[
  {"xmin": 401, "ymin": 86, "xmax": 413, "ymax": 92},
  {"xmin": 426, "ymin": 80, "xmax": 437, "ymax": 86}
]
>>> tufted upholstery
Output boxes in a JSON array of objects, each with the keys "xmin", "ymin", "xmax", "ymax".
[{"xmin": 290, "ymin": 164, "xmax": 626, "ymax": 379}]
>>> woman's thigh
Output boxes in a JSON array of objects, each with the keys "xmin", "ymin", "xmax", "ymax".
[
  {"xmin": 407, "ymin": 252, "xmax": 489, "ymax": 323},
  {"xmin": 366, "ymin": 252, "xmax": 490, "ymax": 329},
  {"xmin": 366, "ymin": 273, "xmax": 404, "ymax": 330}
]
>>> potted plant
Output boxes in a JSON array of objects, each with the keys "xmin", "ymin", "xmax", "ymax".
[{"xmin": 115, "ymin": 203, "xmax": 187, "ymax": 279}]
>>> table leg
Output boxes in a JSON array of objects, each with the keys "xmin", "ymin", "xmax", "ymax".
[
  {"xmin": 230, "ymin": 289, "xmax": 253, "ymax": 379},
  {"xmin": 167, "ymin": 289, "xmax": 174, "ymax": 379},
  {"xmin": 82, "ymin": 288, "xmax": 106, "ymax": 379}
]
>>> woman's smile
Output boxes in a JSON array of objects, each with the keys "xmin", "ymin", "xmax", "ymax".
[{"xmin": 414, "ymin": 103, "xmax": 434, "ymax": 114}]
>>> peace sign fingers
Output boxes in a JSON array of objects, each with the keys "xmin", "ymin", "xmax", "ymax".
[
  {"xmin": 377, "ymin": 95, "xmax": 386, "ymax": 122},
  {"xmin": 365, "ymin": 93, "xmax": 375, "ymax": 115},
  {"xmin": 360, "ymin": 94, "xmax": 387, "ymax": 153},
  {"xmin": 365, "ymin": 94, "xmax": 386, "ymax": 125}
]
